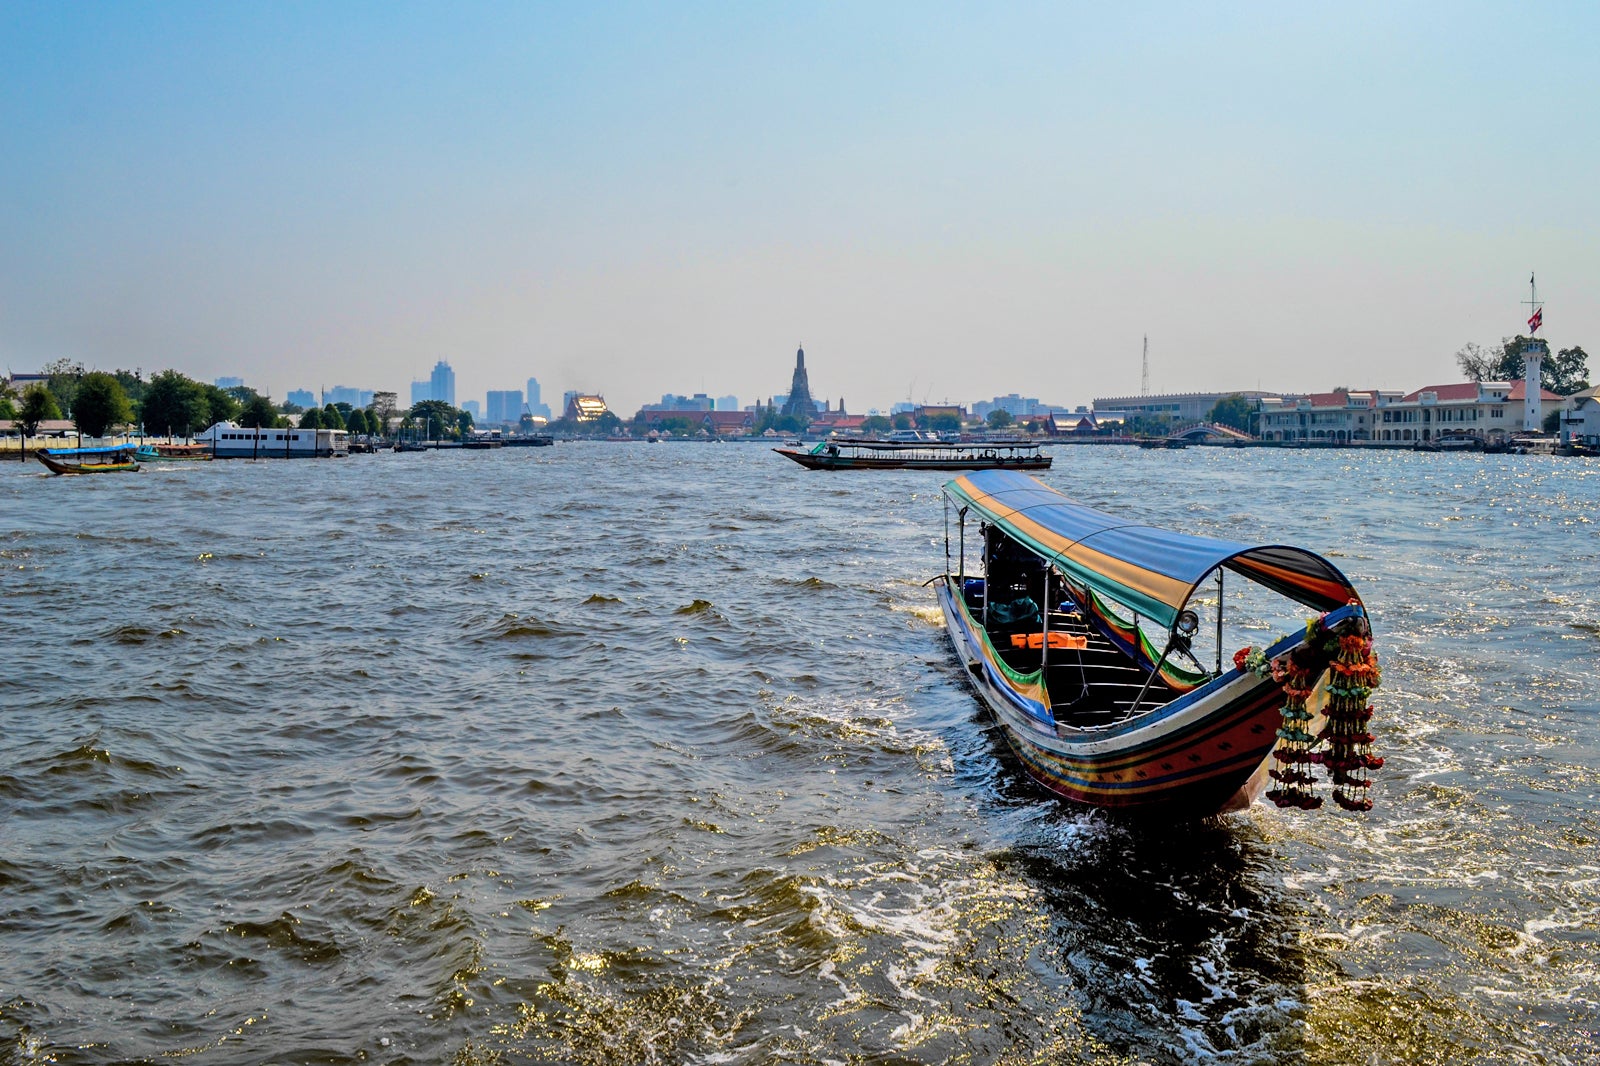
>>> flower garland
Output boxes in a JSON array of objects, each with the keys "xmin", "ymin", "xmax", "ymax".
[
  {"xmin": 1322, "ymin": 631, "xmax": 1384, "ymax": 811},
  {"xmin": 1233, "ymin": 609, "xmax": 1383, "ymax": 813}
]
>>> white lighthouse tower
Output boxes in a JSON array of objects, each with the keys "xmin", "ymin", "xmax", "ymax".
[{"xmin": 1523, "ymin": 274, "xmax": 1547, "ymax": 432}]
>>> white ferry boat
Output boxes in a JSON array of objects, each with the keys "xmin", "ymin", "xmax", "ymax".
[{"xmin": 194, "ymin": 422, "xmax": 350, "ymax": 458}]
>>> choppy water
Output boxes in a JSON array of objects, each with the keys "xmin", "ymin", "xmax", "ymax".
[{"xmin": 2, "ymin": 444, "xmax": 1597, "ymax": 1065}]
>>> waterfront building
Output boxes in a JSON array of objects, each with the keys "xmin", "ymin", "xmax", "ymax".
[
  {"xmin": 525, "ymin": 378, "xmax": 552, "ymax": 420},
  {"xmin": 564, "ymin": 394, "xmax": 609, "ymax": 422},
  {"xmin": 1258, "ymin": 390, "xmax": 1396, "ymax": 443},
  {"xmin": 429, "ymin": 361, "xmax": 456, "ymax": 407},
  {"xmin": 1561, "ymin": 386, "xmax": 1600, "ymax": 446},
  {"xmin": 1092, "ymin": 391, "xmax": 1278, "ymax": 425},
  {"xmin": 780, "ymin": 346, "xmax": 815, "ymax": 419},
  {"xmin": 287, "ymin": 389, "xmax": 316, "ymax": 409},
  {"xmin": 1373, "ymin": 382, "xmax": 1562, "ymax": 444},
  {"xmin": 914, "ymin": 404, "xmax": 965, "ymax": 425},
  {"xmin": 486, "ymin": 390, "xmax": 523, "ymax": 424},
  {"xmin": 214, "ymin": 376, "xmax": 244, "ymax": 390}
]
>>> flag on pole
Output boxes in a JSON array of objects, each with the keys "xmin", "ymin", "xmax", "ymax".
[{"xmin": 1528, "ymin": 307, "xmax": 1543, "ymax": 333}]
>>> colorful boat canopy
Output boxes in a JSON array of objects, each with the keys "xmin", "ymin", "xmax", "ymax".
[{"xmin": 944, "ymin": 470, "xmax": 1361, "ymax": 630}]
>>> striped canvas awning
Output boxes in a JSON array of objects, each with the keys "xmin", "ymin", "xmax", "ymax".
[{"xmin": 944, "ymin": 470, "xmax": 1361, "ymax": 630}]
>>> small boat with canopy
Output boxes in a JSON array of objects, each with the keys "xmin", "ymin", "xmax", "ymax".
[
  {"xmin": 35, "ymin": 444, "xmax": 141, "ymax": 475},
  {"xmin": 776, "ymin": 438, "xmax": 1050, "ymax": 471},
  {"xmin": 935, "ymin": 470, "xmax": 1382, "ymax": 818}
]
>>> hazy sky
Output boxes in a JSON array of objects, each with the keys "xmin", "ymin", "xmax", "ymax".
[{"xmin": 3, "ymin": 2, "xmax": 1596, "ymax": 414}]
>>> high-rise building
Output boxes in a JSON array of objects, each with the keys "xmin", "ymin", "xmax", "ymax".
[
  {"xmin": 325, "ymin": 386, "xmax": 374, "ymax": 408},
  {"xmin": 526, "ymin": 377, "xmax": 551, "ymax": 420},
  {"xmin": 287, "ymin": 389, "xmax": 316, "ymax": 409},
  {"xmin": 429, "ymin": 360, "xmax": 456, "ymax": 407},
  {"xmin": 486, "ymin": 390, "xmax": 523, "ymax": 424},
  {"xmin": 716, "ymin": 395, "xmax": 740, "ymax": 411},
  {"xmin": 462, "ymin": 400, "xmax": 481, "ymax": 421},
  {"xmin": 780, "ymin": 346, "xmax": 814, "ymax": 419},
  {"xmin": 410, "ymin": 381, "xmax": 431, "ymax": 405},
  {"xmin": 214, "ymin": 376, "xmax": 245, "ymax": 390}
]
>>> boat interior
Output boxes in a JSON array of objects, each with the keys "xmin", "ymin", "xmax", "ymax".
[{"xmin": 958, "ymin": 529, "xmax": 1215, "ymax": 727}]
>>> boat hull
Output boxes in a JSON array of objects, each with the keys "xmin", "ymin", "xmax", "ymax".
[
  {"xmin": 936, "ymin": 578, "xmax": 1314, "ymax": 817},
  {"xmin": 774, "ymin": 448, "xmax": 1051, "ymax": 470}
]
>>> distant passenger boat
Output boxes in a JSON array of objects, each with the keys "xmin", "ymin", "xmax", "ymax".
[
  {"xmin": 36, "ymin": 445, "xmax": 140, "ymax": 475},
  {"xmin": 774, "ymin": 438, "xmax": 1051, "ymax": 470},
  {"xmin": 133, "ymin": 442, "xmax": 213, "ymax": 462},
  {"xmin": 934, "ymin": 470, "xmax": 1382, "ymax": 819},
  {"xmin": 192, "ymin": 422, "xmax": 349, "ymax": 458}
]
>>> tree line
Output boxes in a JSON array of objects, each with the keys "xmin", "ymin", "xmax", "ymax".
[{"xmin": 0, "ymin": 360, "xmax": 478, "ymax": 441}]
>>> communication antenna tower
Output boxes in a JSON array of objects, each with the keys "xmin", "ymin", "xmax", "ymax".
[{"xmin": 1140, "ymin": 335, "xmax": 1150, "ymax": 397}]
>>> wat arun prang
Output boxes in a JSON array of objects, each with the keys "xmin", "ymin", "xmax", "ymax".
[{"xmin": 780, "ymin": 345, "xmax": 814, "ymax": 419}]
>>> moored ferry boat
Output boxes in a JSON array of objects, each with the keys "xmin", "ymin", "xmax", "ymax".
[
  {"xmin": 776, "ymin": 437, "xmax": 1050, "ymax": 471},
  {"xmin": 193, "ymin": 422, "xmax": 349, "ymax": 458},
  {"xmin": 934, "ymin": 470, "xmax": 1382, "ymax": 819}
]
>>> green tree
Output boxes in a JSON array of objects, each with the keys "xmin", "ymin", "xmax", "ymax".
[
  {"xmin": 926, "ymin": 413, "xmax": 962, "ymax": 434},
  {"xmin": 299, "ymin": 406, "xmax": 323, "ymax": 429},
  {"xmin": 345, "ymin": 408, "xmax": 369, "ymax": 435},
  {"xmin": 891, "ymin": 413, "xmax": 913, "ymax": 431},
  {"xmin": 1549, "ymin": 346, "xmax": 1590, "ymax": 394},
  {"xmin": 224, "ymin": 385, "xmax": 260, "ymax": 406},
  {"xmin": 18, "ymin": 384, "xmax": 62, "ymax": 436},
  {"xmin": 653, "ymin": 416, "xmax": 697, "ymax": 436},
  {"xmin": 72, "ymin": 372, "xmax": 134, "ymax": 438},
  {"xmin": 986, "ymin": 409, "xmax": 1015, "ymax": 430},
  {"xmin": 239, "ymin": 394, "xmax": 280, "ymax": 428},
  {"xmin": 456, "ymin": 409, "xmax": 475, "ymax": 436},
  {"xmin": 197, "ymin": 384, "xmax": 240, "ymax": 427},
  {"xmin": 410, "ymin": 400, "xmax": 458, "ymax": 439},
  {"xmin": 139, "ymin": 370, "xmax": 209, "ymax": 436},
  {"xmin": 1543, "ymin": 409, "xmax": 1562, "ymax": 433},
  {"xmin": 321, "ymin": 404, "xmax": 346, "ymax": 430},
  {"xmin": 42, "ymin": 357, "xmax": 85, "ymax": 416},
  {"xmin": 1207, "ymin": 393, "xmax": 1256, "ymax": 434},
  {"xmin": 1458, "ymin": 337, "xmax": 1589, "ymax": 393},
  {"xmin": 591, "ymin": 410, "xmax": 620, "ymax": 435},
  {"xmin": 281, "ymin": 401, "xmax": 305, "ymax": 415},
  {"xmin": 859, "ymin": 414, "xmax": 891, "ymax": 434}
]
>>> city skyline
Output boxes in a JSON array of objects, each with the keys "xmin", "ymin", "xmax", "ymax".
[{"xmin": 3, "ymin": 5, "xmax": 1596, "ymax": 415}]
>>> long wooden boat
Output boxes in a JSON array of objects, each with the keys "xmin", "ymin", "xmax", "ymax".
[
  {"xmin": 36, "ymin": 445, "xmax": 141, "ymax": 475},
  {"xmin": 776, "ymin": 438, "xmax": 1051, "ymax": 470},
  {"xmin": 935, "ymin": 470, "xmax": 1381, "ymax": 819},
  {"xmin": 133, "ymin": 443, "xmax": 214, "ymax": 462}
]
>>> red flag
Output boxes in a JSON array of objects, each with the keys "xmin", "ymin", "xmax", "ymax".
[{"xmin": 1528, "ymin": 307, "xmax": 1543, "ymax": 333}]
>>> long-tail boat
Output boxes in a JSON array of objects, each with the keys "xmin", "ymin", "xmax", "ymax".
[
  {"xmin": 935, "ymin": 470, "xmax": 1381, "ymax": 818},
  {"xmin": 134, "ymin": 442, "xmax": 213, "ymax": 461},
  {"xmin": 776, "ymin": 438, "xmax": 1050, "ymax": 470},
  {"xmin": 35, "ymin": 445, "xmax": 141, "ymax": 475}
]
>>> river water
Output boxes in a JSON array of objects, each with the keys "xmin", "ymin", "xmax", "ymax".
[{"xmin": 1, "ymin": 444, "xmax": 1596, "ymax": 1065}]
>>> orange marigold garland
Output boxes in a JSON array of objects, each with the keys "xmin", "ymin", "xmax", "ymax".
[
  {"xmin": 1266, "ymin": 655, "xmax": 1321, "ymax": 809},
  {"xmin": 1237, "ymin": 609, "xmax": 1382, "ymax": 813},
  {"xmin": 1321, "ymin": 629, "xmax": 1384, "ymax": 811}
]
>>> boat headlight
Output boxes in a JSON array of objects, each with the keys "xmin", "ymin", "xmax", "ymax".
[{"xmin": 1175, "ymin": 610, "xmax": 1200, "ymax": 637}]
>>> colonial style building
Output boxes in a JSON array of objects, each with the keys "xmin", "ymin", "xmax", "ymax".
[
  {"xmin": 1258, "ymin": 390, "xmax": 1396, "ymax": 443},
  {"xmin": 1373, "ymin": 381, "xmax": 1562, "ymax": 444}
]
